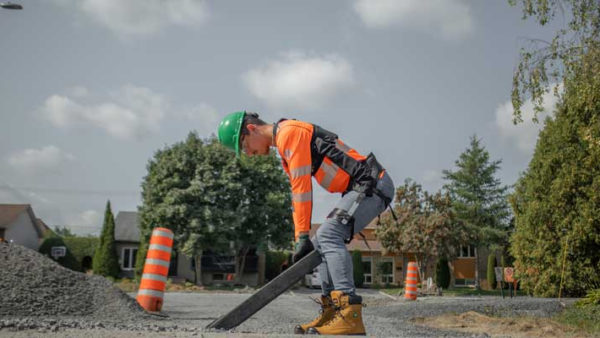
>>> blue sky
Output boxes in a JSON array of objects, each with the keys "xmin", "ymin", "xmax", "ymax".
[{"xmin": 0, "ymin": 0, "xmax": 561, "ymax": 235}]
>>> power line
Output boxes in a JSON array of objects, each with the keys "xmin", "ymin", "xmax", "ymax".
[{"xmin": 0, "ymin": 185, "xmax": 140, "ymax": 196}]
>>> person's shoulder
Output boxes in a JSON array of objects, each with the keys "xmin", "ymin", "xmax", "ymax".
[{"xmin": 279, "ymin": 119, "xmax": 313, "ymax": 134}]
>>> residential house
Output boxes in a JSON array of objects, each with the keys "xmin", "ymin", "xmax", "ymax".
[
  {"xmin": 114, "ymin": 211, "xmax": 265, "ymax": 286},
  {"xmin": 450, "ymin": 245, "xmax": 493, "ymax": 288},
  {"xmin": 310, "ymin": 219, "xmax": 491, "ymax": 288},
  {"xmin": 0, "ymin": 204, "xmax": 47, "ymax": 250},
  {"xmin": 309, "ymin": 221, "xmax": 410, "ymax": 287},
  {"xmin": 114, "ymin": 211, "xmax": 144, "ymax": 278}
]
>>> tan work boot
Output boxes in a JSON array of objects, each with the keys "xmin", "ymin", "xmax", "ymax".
[
  {"xmin": 294, "ymin": 295, "xmax": 336, "ymax": 334},
  {"xmin": 306, "ymin": 290, "xmax": 366, "ymax": 336}
]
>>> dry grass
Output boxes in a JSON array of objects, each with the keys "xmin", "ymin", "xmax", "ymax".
[{"xmin": 413, "ymin": 311, "xmax": 589, "ymax": 338}]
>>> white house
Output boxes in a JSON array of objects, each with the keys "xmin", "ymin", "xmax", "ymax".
[{"xmin": 0, "ymin": 204, "xmax": 48, "ymax": 250}]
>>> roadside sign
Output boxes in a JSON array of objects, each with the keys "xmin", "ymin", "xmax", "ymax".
[
  {"xmin": 51, "ymin": 246, "xmax": 66, "ymax": 260},
  {"xmin": 504, "ymin": 267, "xmax": 514, "ymax": 282},
  {"xmin": 494, "ymin": 267, "xmax": 503, "ymax": 282}
]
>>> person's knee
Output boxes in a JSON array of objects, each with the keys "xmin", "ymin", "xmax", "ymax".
[{"xmin": 317, "ymin": 220, "xmax": 345, "ymax": 249}]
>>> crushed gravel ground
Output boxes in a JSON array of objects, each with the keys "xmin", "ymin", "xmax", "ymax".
[
  {"xmin": 1, "ymin": 242, "xmax": 576, "ymax": 337},
  {"xmin": 0, "ymin": 241, "xmax": 146, "ymax": 320}
]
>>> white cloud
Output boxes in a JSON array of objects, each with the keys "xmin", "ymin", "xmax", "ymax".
[
  {"xmin": 243, "ymin": 51, "xmax": 356, "ymax": 111},
  {"xmin": 422, "ymin": 169, "xmax": 442, "ymax": 185},
  {"xmin": 180, "ymin": 102, "xmax": 218, "ymax": 121},
  {"xmin": 53, "ymin": 0, "xmax": 209, "ymax": 37},
  {"xmin": 7, "ymin": 145, "xmax": 75, "ymax": 174},
  {"xmin": 42, "ymin": 85, "xmax": 167, "ymax": 139},
  {"xmin": 353, "ymin": 0, "xmax": 473, "ymax": 41},
  {"xmin": 495, "ymin": 89, "xmax": 560, "ymax": 154},
  {"xmin": 67, "ymin": 210, "xmax": 101, "ymax": 227},
  {"xmin": 65, "ymin": 210, "xmax": 102, "ymax": 236},
  {"xmin": 67, "ymin": 86, "xmax": 89, "ymax": 98},
  {"xmin": 178, "ymin": 102, "xmax": 219, "ymax": 135}
]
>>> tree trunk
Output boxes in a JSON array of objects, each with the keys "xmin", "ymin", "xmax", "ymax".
[
  {"xmin": 194, "ymin": 251, "xmax": 203, "ymax": 286},
  {"xmin": 474, "ymin": 247, "xmax": 480, "ymax": 290},
  {"xmin": 415, "ymin": 253, "xmax": 426, "ymax": 285},
  {"xmin": 235, "ymin": 247, "xmax": 249, "ymax": 285}
]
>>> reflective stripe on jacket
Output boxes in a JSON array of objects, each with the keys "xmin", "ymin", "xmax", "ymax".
[{"xmin": 274, "ymin": 119, "xmax": 372, "ymax": 239}]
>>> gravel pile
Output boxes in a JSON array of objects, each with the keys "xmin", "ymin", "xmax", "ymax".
[{"xmin": 0, "ymin": 241, "xmax": 145, "ymax": 321}]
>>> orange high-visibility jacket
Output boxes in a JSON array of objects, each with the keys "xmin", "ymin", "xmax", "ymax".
[{"xmin": 273, "ymin": 119, "xmax": 374, "ymax": 239}]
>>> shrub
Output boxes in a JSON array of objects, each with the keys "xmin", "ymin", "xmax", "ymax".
[
  {"xmin": 62, "ymin": 236, "xmax": 98, "ymax": 263},
  {"xmin": 39, "ymin": 236, "xmax": 81, "ymax": 271},
  {"xmin": 265, "ymin": 250, "xmax": 289, "ymax": 281},
  {"xmin": 352, "ymin": 250, "xmax": 364, "ymax": 288},
  {"xmin": 577, "ymin": 289, "xmax": 600, "ymax": 307},
  {"xmin": 435, "ymin": 257, "xmax": 450, "ymax": 289},
  {"xmin": 487, "ymin": 253, "xmax": 497, "ymax": 290}
]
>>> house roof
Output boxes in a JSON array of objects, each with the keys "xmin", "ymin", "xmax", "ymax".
[
  {"xmin": 114, "ymin": 211, "xmax": 140, "ymax": 243},
  {"xmin": 309, "ymin": 210, "xmax": 388, "ymax": 235},
  {"xmin": 0, "ymin": 204, "xmax": 44, "ymax": 237},
  {"xmin": 36, "ymin": 218, "xmax": 51, "ymax": 235},
  {"xmin": 346, "ymin": 239, "xmax": 384, "ymax": 252},
  {"xmin": 0, "ymin": 204, "xmax": 30, "ymax": 228}
]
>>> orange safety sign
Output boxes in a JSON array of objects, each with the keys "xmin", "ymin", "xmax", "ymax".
[{"xmin": 504, "ymin": 267, "xmax": 514, "ymax": 283}]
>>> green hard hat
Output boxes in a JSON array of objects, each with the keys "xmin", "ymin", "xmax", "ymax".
[{"xmin": 217, "ymin": 111, "xmax": 245, "ymax": 155}]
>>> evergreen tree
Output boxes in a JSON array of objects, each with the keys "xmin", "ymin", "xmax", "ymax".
[
  {"xmin": 510, "ymin": 46, "xmax": 600, "ymax": 297},
  {"xmin": 443, "ymin": 136, "xmax": 511, "ymax": 289},
  {"xmin": 435, "ymin": 257, "xmax": 450, "ymax": 289},
  {"xmin": 93, "ymin": 200, "xmax": 120, "ymax": 278}
]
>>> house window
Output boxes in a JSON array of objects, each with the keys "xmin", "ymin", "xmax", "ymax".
[
  {"xmin": 458, "ymin": 245, "xmax": 475, "ymax": 258},
  {"xmin": 121, "ymin": 247, "xmax": 138, "ymax": 270},
  {"xmin": 455, "ymin": 278, "xmax": 476, "ymax": 286},
  {"xmin": 362, "ymin": 257, "xmax": 372, "ymax": 285},
  {"xmin": 379, "ymin": 258, "xmax": 394, "ymax": 284}
]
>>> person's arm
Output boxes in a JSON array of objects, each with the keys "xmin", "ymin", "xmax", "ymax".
[{"xmin": 278, "ymin": 126, "xmax": 313, "ymax": 240}]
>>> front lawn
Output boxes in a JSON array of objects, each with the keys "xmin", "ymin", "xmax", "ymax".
[
  {"xmin": 555, "ymin": 303, "xmax": 600, "ymax": 336},
  {"xmin": 380, "ymin": 287, "xmax": 526, "ymax": 297}
]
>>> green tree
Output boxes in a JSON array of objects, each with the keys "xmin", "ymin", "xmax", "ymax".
[
  {"xmin": 487, "ymin": 253, "xmax": 497, "ymax": 290},
  {"xmin": 265, "ymin": 250, "xmax": 289, "ymax": 281},
  {"xmin": 231, "ymin": 153, "xmax": 292, "ymax": 284},
  {"xmin": 509, "ymin": 0, "xmax": 600, "ymax": 123},
  {"xmin": 352, "ymin": 250, "xmax": 365, "ymax": 288},
  {"xmin": 93, "ymin": 201, "xmax": 120, "ymax": 278},
  {"xmin": 435, "ymin": 257, "xmax": 450, "ymax": 289},
  {"xmin": 377, "ymin": 179, "xmax": 467, "ymax": 281},
  {"xmin": 136, "ymin": 134, "xmax": 239, "ymax": 283},
  {"xmin": 136, "ymin": 133, "xmax": 292, "ymax": 285},
  {"xmin": 510, "ymin": 46, "xmax": 600, "ymax": 297},
  {"xmin": 53, "ymin": 226, "xmax": 74, "ymax": 237},
  {"xmin": 443, "ymin": 136, "xmax": 511, "ymax": 289}
]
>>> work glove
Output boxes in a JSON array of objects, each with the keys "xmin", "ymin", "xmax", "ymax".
[{"xmin": 292, "ymin": 234, "xmax": 314, "ymax": 263}]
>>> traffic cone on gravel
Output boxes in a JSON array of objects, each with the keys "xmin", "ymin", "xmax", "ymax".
[
  {"xmin": 307, "ymin": 290, "xmax": 366, "ymax": 336},
  {"xmin": 294, "ymin": 295, "xmax": 336, "ymax": 334}
]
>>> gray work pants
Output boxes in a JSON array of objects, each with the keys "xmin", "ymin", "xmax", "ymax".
[{"xmin": 314, "ymin": 171, "xmax": 395, "ymax": 295}]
